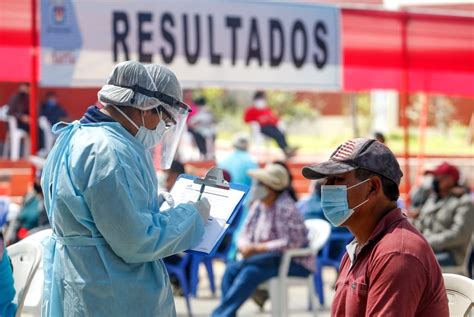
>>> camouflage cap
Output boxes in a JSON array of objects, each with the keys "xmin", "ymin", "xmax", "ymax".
[{"xmin": 302, "ymin": 138, "xmax": 403, "ymax": 185}]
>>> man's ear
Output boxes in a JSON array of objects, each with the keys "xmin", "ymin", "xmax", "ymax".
[
  {"xmin": 142, "ymin": 109, "xmax": 154, "ymax": 118},
  {"xmin": 369, "ymin": 176, "xmax": 382, "ymax": 198}
]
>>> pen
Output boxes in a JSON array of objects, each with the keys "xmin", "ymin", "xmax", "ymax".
[{"xmin": 197, "ymin": 183, "xmax": 205, "ymax": 201}]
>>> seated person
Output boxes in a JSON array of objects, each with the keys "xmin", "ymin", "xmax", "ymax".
[
  {"xmin": 244, "ymin": 91, "xmax": 297, "ymax": 158},
  {"xmin": 187, "ymin": 97, "xmax": 216, "ymax": 159},
  {"xmin": 4, "ymin": 178, "xmax": 48, "ymax": 245},
  {"xmin": 218, "ymin": 134, "xmax": 258, "ymax": 188},
  {"xmin": 0, "ymin": 232, "xmax": 16, "ymax": 317},
  {"xmin": 412, "ymin": 162, "xmax": 474, "ymax": 266},
  {"xmin": 40, "ymin": 92, "xmax": 69, "ymax": 125},
  {"xmin": 211, "ymin": 163, "xmax": 313, "ymax": 317}
]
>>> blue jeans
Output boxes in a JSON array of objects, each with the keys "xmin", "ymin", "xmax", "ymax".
[
  {"xmin": 436, "ymin": 251, "xmax": 456, "ymax": 266},
  {"xmin": 260, "ymin": 124, "xmax": 288, "ymax": 151},
  {"xmin": 211, "ymin": 252, "xmax": 310, "ymax": 317}
]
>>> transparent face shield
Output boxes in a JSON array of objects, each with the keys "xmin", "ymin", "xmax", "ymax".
[
  {"xmin": 114, "ymin": 84, "xmax": 191, "ymax": 169},
  {"xmin": 153, "ymin": 102, "xmax": 190, "ymax": 169}
]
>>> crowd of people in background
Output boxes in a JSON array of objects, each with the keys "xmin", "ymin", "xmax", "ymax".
[
  {"xmin": 3, "ymin": 84, "xmax": 69, "ymax": 157},
  {"xmin": 0, "ymin": 78, "xmax": 473, "ymax": 317}
]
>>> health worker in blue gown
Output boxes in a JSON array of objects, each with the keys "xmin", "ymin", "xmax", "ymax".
[{"xmin": 41, "ymin": 61, "xmax": 211, "ymax": 317}]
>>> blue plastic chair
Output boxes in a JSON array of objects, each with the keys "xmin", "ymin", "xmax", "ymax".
[
  {"xmin": 0, "ymin": 197, "xmax": 10, "ymax": 228},
  {"xmin": 313, "ymin": 231, "xmax": 353, "ymax": 306},
  {"xmin": 189, "ymin": 253, "xmax": 216, "ymax": 297},
  {"xmin": 164, "ymin": 253, "xmax": 193, "ymax": 316},
  {"xmin": 189, "ymin": 206, "xmax": 244, "ymax": 297}
]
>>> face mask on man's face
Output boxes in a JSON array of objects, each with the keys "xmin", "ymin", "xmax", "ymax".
[
  {"xmin": 420, "ymin": 175, "xmax": 434, "ymax": 189},
  {"xmin": 320, "ymin": 178, "xmax": 371, "ymax": 227},
  {"xmin": 47, "ymin": 98, "xmax": 57, "ymax": 106},
  {"xmin": 113, "ymin": 105, "xmax": 168, "ymax": 149},
  {"xmin": 135, "ymin": 115, "xmax": 167, "ymax": 149}
]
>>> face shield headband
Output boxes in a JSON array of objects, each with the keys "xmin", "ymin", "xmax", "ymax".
[{"xmin": 115, "ymin": 84, "xmax": 191, "ymax": 113}]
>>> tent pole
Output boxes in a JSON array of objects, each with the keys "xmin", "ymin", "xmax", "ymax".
[
  {"xmin": 29, "ymin": 0, "xmax": 39, "ymax": 157},
  {"xmin": 401, "ymin": 12, "xmax": 411, "ymax": 204},
  {"xmin": 415, "ymin": 93, "xmax": 428, "ymax": 187}
]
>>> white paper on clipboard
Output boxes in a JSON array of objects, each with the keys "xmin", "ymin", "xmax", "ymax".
[{"xmin": 161, "ymin": 176, "xmax": 245, "ymax": 254}]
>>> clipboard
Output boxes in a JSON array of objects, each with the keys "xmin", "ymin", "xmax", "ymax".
[{"xmin": 166, "ymin": 168, "xmax": 249, "ymax": 257}]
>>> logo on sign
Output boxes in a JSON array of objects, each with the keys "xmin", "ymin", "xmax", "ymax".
[
  {"xmin": 51, "ymin": 0, "xmax": 66, "ymax": 25},
  {"xmin": 53, "ymin": 5, "xmax": 65, "ymax": 24}
]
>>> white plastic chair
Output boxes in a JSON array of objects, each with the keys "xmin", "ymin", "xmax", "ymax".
[
  {"xmin": 7, "ymin": 240, "xmax": 42, "ymax": 317},
  {"xmin": 250, "ymin": 122, "xmax": 273, "ymax": 161},
  {"xmin": 442, "ymin": 242, "xmax": 472, "ymax": 277},
  {"xmin": 443, "ymin": 273, "xmax": 474, "ymax": 317},
  {"xmin": 269, "ymin": 219, "xmax": 332, "ymax": 317},
  {"xmin": 19, "ymin": 228, "xmax": 52, "ymax": 316},
  {"xmin": 0, "ymin": 105, "xmax": 9, "ymax": 158},
  {"xmin": 38, "ymin": 116, "xmax": 55, "ymax": 156},
  {"xmin": 6, "ymin": 115, "xmax": 29, "ymax": 160}
]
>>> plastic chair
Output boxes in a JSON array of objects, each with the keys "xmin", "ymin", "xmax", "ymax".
[
  {"xmin": 442, "ymin": 273, "xmax": 474, "ymax": 317},
  {"xmin": 189, "ymin": 253, "xmax": 216, "ymax": 297},
  {"xmin": 314, "ymin": 231, "xmax": 353, "ymax": 306},
  {"xmin": 7, "ymin": 240, "xmax": 42, "ymax": 317},
  {"xmin": 164, "ymin": 253, "xmax": 193, "ymax": 317},
  {"xmin": 19, "ymin": 228, "xmax": 52, "ymax": 316},
  {"xmin": 38, "ymin": 116, "xmax": 55, "ymax": 156},
  {"xmin": 250, "ymin": 122, "xmax": 272, "ymax": 160},
  {"xmin": 6, "ymin": 115, "xmax": 29, "ymax": 161},
  {"xmin": 268, "ymin": 219, "xmax": 331, "ymax": 317},
  {"xmin": 441, "ymin": 242, "xmax": 473, "ymax": 277},
  {"xmin": 188, "ymin": 206, "xmax": 245, "ymax": 297},
  {"xmin": 0, "ymin": 196, "xmax": 10, "ymax": 228}
]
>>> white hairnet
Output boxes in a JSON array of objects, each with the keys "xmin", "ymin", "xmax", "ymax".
[
  {"xmin": 143, "ymin": 64, "xmax": 185, "ymax": 117},
  {"xmin": 98, "ymin": 61, "xmax": 183, "ymax": 111}
]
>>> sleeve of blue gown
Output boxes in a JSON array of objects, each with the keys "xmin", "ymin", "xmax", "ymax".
[
  {"xmin": 82, "ymin": 163, "xmax": 205, "ymax": 264},
  {"xmin": 0, "ymin": 246, "xmax": 17, "ymax": 317}
]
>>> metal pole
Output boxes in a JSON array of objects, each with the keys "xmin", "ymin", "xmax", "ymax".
[
  {"xmin": 415, "ymin": 93, "xmax": 428, "ymax": 187},
  {"xmin": 401, "ymin": 12, "xmax": 411, "ymax": 203},
  {"xmin": 351, "ymin": 93, "xmax": 359, "ymax": 138},
  {"xmin": 29, "ymin": 0, "xmax": 39, "ymax": 156}
]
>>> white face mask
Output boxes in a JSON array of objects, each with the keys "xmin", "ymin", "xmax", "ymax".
[
  {"xmin": 113, "ymin": 105, "xmax": 167, "ymax": 149},
  {"xmin": 254, "ymin": 99, "xmax": 267, "ymax": 109},
  {"xmin": 250, "ymin": 183, "xmax": 269, "ymax": 202},
  {"xmin": 420, "ymin": 175, "xmax": 434, "ymax": 189}
]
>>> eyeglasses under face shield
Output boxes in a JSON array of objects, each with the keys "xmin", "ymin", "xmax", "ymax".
[
  {"xmin": 153, "ymin": 106, "xmax": 177, "ymax": 130},
  {"xmin": 115, "ymin": 84, "xmax": 191, "ymax": 169}
]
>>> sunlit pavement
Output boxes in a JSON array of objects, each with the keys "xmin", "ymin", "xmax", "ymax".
[{"xmin": 175, "ymin": 261, "xmax": 336, "ymax": 317}]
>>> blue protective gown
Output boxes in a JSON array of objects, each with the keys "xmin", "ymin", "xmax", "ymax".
[
  {"xmin": 41, "ymin": 120, "xmax": 205, "ymax": 317},
  {"xmin": 0, "ymin": 242, "xmax": 16, "ymax": 317}
]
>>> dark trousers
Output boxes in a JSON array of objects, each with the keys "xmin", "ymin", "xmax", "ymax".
[
  {"xmin": 211, "ymin": 252, "xmax": 310, "ymax": 317},
  {"xmin": 188, "ymin": 128, "xmax": 207, "ymax": 155},
  {"xmin": 435, "ymin": 251, "xmax": 456, "ymax": 266},
  {"xmin": 260, "ymin": 124, "xmax": 288, "ymax": 151},
  {"xmin": 15, "ymin": 119, "xmax": 45, "ymax": 151}
]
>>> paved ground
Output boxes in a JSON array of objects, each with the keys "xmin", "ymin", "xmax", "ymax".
[{"xmin": 175, "ymin": 261, "xmax": 337, "ymax": 317}]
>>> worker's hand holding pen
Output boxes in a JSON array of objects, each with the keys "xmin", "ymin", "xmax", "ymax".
[{"xmin": 191, "ymin": 197, "xmax": 210, "ymax": 224}]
